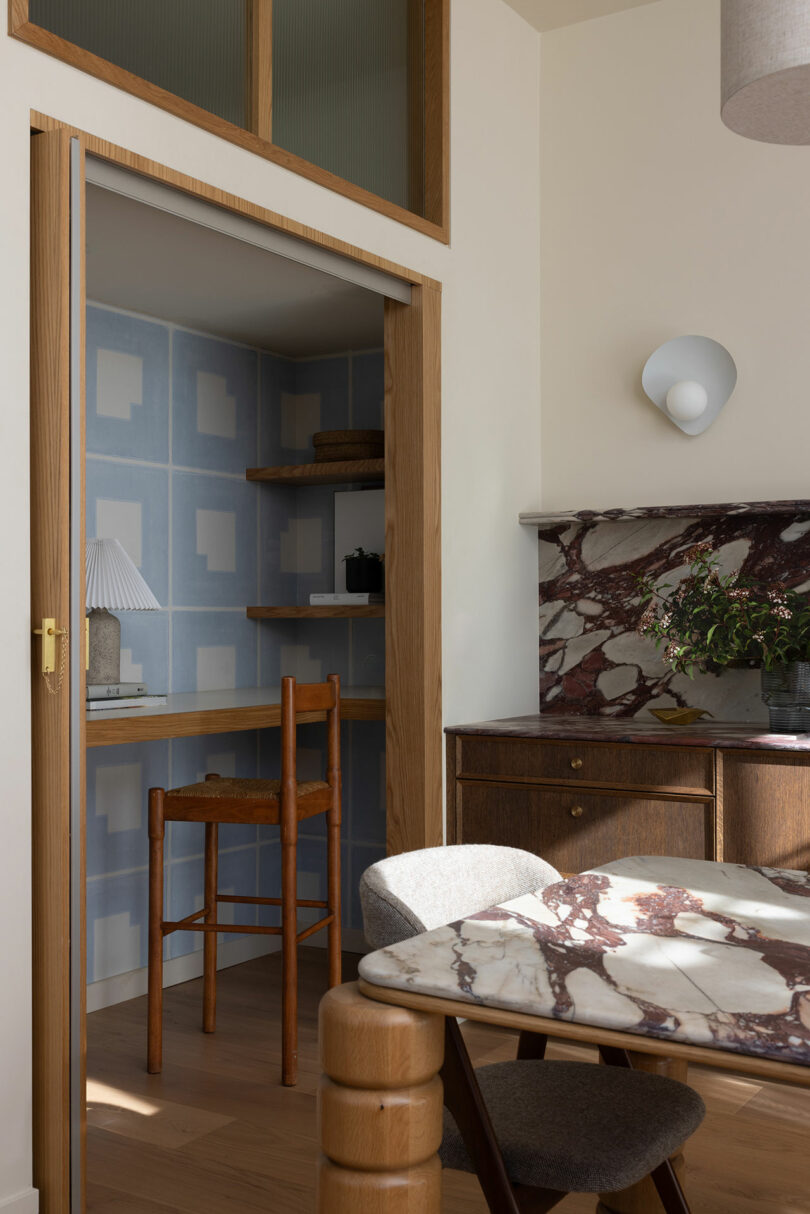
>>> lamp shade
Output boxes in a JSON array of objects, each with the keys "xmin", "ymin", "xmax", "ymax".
[
  {"xmin": 721, "ymin": 0, "xmax": 810, "ymax": 144},
  {"xmin": 86, "ymin": 538, "xmax": 161, "ymax": 610}
]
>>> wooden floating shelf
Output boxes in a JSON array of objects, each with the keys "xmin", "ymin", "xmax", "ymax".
[
  {"xmin": 247, "ymin": 605, "xmax": 385, "ymax": 619},
  {"xmin": 246, "ymin": 459, "xmax": 384, "ymax": 486}
]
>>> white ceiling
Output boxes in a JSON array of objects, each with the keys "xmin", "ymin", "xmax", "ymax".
[
  {"xmin": 85, "ymin": 185, "xmax": 384, "ymax": 358},
  {"xmin": 503, "ymin": 0, "xmax": 659, "ymax": 32}
]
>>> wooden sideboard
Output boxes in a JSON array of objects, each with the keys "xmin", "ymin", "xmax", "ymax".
[{"xmin": 445, "ymin": 717, "xmax": 810, "ymax": 873}]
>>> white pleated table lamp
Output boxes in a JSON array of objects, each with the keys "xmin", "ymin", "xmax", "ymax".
[{"xmin": 86, "ymin": 538, "xmax": 161, "ymax": 685}]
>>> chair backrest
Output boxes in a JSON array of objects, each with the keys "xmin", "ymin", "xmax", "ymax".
[
  {"xmin": 359, "ymin": 844, "xmax": 562, "ymax": 950},
  {"xmin": 280, "ymin": 673, "xmax": 340, "ymax": 802}
]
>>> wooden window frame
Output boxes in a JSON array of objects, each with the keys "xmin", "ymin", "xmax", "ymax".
[{"xmin": 12, "ymin": 0, "xmax": 450, "ymax": 242}]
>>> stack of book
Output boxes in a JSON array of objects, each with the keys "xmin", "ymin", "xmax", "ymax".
[
  {"xmin": 86, "ymin": 682, "xmax": 167, "ymax": 710},
  {"xmin": 309, "ymin": 593, "xmax": 384, "ymax": 605}
]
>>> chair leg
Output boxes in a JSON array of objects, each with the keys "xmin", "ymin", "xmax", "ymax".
[
  {"xmin": 326, "ymin": 813, "xmax": 342, "ymax": 989},
  {"xmin": 203, "ymin": 822, "xmax": 218, "ymax": 1034},
  {"xmin": 147, "ymin": 788, "xmax": 165, "ymax": 1074},
  {"xmin": 516, "ymin": 1030, "xmax": 547, "ymax": 1060},
  {"xmin": 281, "ymin": 830, "xmax": 298, "ymax": 1086},
  {"xmin": 650, "ymin": 1158, "xmax": 692, "ymax": 1214}
]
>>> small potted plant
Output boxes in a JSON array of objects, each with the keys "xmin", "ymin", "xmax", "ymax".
[
  {"xmin": 637, "ymin": 542, "xmax": 810, "ymax": 732},
  {"xmin": 343, "ymin": 547, "xmax": 384, "ymax": 594}
]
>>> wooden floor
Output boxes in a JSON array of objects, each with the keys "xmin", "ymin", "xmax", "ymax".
[{"xmin": 86, "ymin": 950, "xmax": 810, "ymax": 1214}]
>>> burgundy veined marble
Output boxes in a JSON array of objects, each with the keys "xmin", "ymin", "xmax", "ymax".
[
  {"xmin": 444, "ymin": 714, "xmax": 810, "ymax": 751},
  {"xmin": 528, "ymin": 506, "xmax": 810, "ymax": 720},
  {"xmin": 520, "ymin": 500, "xmax": 810, "ymax": 526},
  {"xmin": 359, "ymin": 856, "xmax": 810, "ymax": 1069}
]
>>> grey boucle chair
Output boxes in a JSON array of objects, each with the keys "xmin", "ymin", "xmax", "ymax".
[{"xmin": 359, "ymin": 845, "xmax": 704, "ymax": 1214}]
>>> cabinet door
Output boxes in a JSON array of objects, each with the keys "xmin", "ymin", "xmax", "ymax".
[
  {"xmin": 456, "ymin": 781, "xmax": 712, "ymax": 873},
  {"xmin": 721, "ymin": 751, "xmax": 810, "ymax": 870}
]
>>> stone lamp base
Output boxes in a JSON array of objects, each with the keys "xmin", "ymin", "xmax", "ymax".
[{"xmin": 87, "ymin": 608, "xmax": 121, "ymax": 685}]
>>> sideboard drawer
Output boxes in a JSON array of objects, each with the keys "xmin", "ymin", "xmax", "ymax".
[
  {"xmin": 456, "ymin": 781, "xmax": 713, "ymax": 873},
  {"xmin": 457, "ymin": 737, "xmax": 714, "ymax": 795}
]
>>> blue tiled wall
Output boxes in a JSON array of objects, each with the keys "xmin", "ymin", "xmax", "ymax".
[{"xmin": 85, "ymin": 304, "xmax": 385, "ymax": 987}]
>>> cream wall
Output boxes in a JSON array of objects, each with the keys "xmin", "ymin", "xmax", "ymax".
[
  {"xmin": 540, "ymin": 0, "xmax": 810, "ymax": 511},
  {"xmin": 0, "ymin": 2, "xmax": 542, "ymax": 1206}
]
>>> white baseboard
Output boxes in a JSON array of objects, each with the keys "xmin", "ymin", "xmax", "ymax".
[
  {"xmin": 87, "ymin": 927, "xmax": 370, "ymax": 1012},
  {"xmin": 0, "ymin": 1188, "xmax": 39, "ymax": 1213}
]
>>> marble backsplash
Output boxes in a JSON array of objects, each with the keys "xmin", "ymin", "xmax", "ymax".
[{"xmin": 532, "ymin": 504, "xmax": 810, "ymax": 722}]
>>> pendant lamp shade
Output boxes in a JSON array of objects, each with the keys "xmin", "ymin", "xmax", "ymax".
[
  {"xmin": 722, "ymin": 0, "xmax": 810, "ymax": 144},
  {"xmin": 86, "ymin": 538, "xmax": 161, "ymax": 610}
]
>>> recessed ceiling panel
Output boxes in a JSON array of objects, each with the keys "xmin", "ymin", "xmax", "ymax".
[
  {"xmin": 86, "ymin": 185, "xmax": 384, "ymax": 357},
  {"xmin": 503, "ymin": 0, "xmax": 659, "ymax": 33}
]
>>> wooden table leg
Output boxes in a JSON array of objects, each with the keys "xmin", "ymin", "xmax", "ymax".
[
  {"xmin": 597, "ymin": 1054, "xmax": 689, "ymax": 1214},
  {"xmin": 318, "ymin": 982, "xmax": 444, "ymax": 1213}
]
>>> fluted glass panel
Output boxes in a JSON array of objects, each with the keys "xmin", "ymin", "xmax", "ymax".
[
  {"xmin": 272, "ymin": 0, "xmax": 425, "ymax": 214},
  {"xmin": 29, "ymin": 0, "xmax": 247, "ymax": 128}
]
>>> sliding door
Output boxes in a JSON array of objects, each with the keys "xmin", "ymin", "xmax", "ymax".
[{"xmin": 30, "ymin": 128, "xmax": 86, "ymax": 1214}]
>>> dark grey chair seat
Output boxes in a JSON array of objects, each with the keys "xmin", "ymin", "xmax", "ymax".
[{"xmin": 441, "ymin": 1059, "xmax": 706, "ymax": 1193}]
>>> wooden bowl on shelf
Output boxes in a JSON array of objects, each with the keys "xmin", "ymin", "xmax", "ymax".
[{"xmin": 313, "ymin": 429, "xmax": 384, "ymax": 462}]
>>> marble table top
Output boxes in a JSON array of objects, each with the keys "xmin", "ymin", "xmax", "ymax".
[
  {"xmin": 445, "ymin": 714, "xmax": 810, "ymax": 752},
  {"xmin": 358, "ymin": 856, "xmax": 810, "ymax": 1068}
]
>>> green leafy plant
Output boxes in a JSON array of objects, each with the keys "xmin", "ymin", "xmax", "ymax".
[{"xmin": 636, "ymin": 542, "xmax": 810, "ymax": 677}]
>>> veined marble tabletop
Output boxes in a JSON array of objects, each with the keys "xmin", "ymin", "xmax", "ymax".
[{"xmin": 358, "ymin": 856, "xmax": 810, "ymax": 1068}]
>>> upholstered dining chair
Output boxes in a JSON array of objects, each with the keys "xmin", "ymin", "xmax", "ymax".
[
  {"xmin": 148, "ymin": 673, "xmax": 341, "ymax": 1087},
  {"xmin": 359, "ymin": 845, "xmax": 705, "ymax": 1214}
]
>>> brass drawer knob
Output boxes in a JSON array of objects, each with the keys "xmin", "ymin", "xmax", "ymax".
[
  {"xmin": 570, "ymin": 805, "xmax": 584, "ymax": 818},
  {"xmin": 570, "ymin": 757, "xmax": 583, "ymax": 770}
]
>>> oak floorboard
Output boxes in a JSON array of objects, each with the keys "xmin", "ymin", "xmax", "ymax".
[{"xmin": 87, "ymin": 950, "xmax": 810, "ymax": 1214}]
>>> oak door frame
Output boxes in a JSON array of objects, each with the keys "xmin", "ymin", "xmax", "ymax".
[{"xmin": 29, "ymin": 113, "xmax": 442, "ymax": 1211}]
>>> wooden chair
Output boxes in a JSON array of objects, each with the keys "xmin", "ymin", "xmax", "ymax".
[{"xmin": 147, "ymin": 673, "xmax": 341, "ymax": 1087}]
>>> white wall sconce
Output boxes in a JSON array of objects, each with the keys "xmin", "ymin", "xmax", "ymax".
[
  {"xmin": 642, "ymin": 336, "xmax": 737, "ymax": 436},
  {"xmin": 721, "ymin": 0, "xmax": 810, "ymax": 145}
]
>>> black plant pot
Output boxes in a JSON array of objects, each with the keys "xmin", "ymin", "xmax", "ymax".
[{"xmin": 345, "ymin": 556, "xmax": 383, "ymax": 593}]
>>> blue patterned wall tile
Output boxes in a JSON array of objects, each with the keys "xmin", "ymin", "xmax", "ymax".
[
  {"xmin": 351, "ymin": 351, "xmax": 385, "ymax": 431},
  {"xmin": 258, "ymin": 618, "xmax": 321, "ymax": 687},
  {"xmin": 258, "ymin": 486, "xmax": 298, "ymax": 607},
  {"xmin": 297, "ymin": 358, "xmax": 350, "ymax": 432},
  {"xmin": 87, "ymin": 868, "xmax": 150, "ymax": 983},
  {"xmin": 258, "ymin": 353, "xmax": 296, "ymax": 466},
  {"xmin": 258, "ymin": 837, "xmax": 351, "ymax": 930},
  {"xmin": 170, "ymin": 731, "xmax": 259, "ymax": 855},
  {"xmin": 172, "ymin": 330, "xmax": 258, "ymax": 474},
  {"xmin": 166, "ymin": 846, "xmax": 258, "ymax": 958},
  {"xmin": 259, "ymin": 354, "xmax": 348, "ymax": 466},
  {"xmin": 86, "ymin": 306, "xmax": 170, "ymax": 463},
  {"xmin": 347, "ymin": 721, "xmax": 386, "ymax": 846},
  {"xmin": 117, "ymin": 611, "xmax": 170, "ymax": 693},
  {"xmin": 171, "ymin": 611, "xmax": 259, "ymax": 694},
  {"xmin": 86, "ymin": 458, "xmax": 169, "ymax": 605},
  {"xmin": 87, "ymin": 740, "xmax": 169, "ymax": 879},
  {"xmin": 349, "ymin": 618, "xmax": 386, "ymax": 687},
  {"xmin": 290, "ymin": 485, "xmax": 336, "ymax": 601},
  {"xmin": 172, "ymin": 471, "xmax": 258, "ymax": 608}
]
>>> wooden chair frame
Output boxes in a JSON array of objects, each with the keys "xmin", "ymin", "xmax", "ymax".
[
  {"xmin": 441, "ymin": 1024, "xmax": 692, "ymax": 1214},
  {"xmin": 147, "ymin": 674, "xmax": 342, "ymax": 1086}
]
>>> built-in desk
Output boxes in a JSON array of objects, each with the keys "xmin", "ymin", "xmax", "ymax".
[{"xmin": 86, "ymin": 686, "xmax": 385, "ymax": 748}]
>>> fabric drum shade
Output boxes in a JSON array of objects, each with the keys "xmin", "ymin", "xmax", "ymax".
[{"xmin": 721, "ymin": 0, "xmax": 810, "ymax": 144}]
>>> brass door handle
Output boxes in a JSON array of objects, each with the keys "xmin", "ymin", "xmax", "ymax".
[
  {"xmin": 570, "ymin": 757, "xmax": 583, "ymax": 770},
  {"xmin": 33, "ymin": 617, "xmax": 67, "ymax": 674},
  {"xmin": 570, "ymin": 805, "xmax": 584, "ymax": 818}
]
